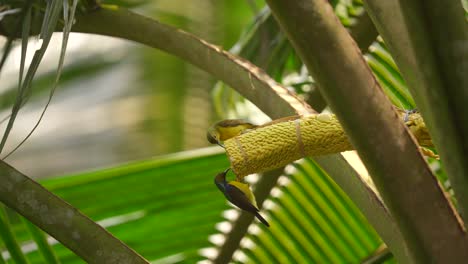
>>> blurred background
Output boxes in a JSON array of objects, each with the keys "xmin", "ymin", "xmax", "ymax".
[
  {"xmin": 4, "ymin": 0, "xmax": 453, "ymax": 263},
  {"xmin": 1, "ymin": 0, "xmax": 261, "ymax": 177}
]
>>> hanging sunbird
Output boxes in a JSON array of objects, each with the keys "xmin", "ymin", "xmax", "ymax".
[
  {"xmin": 214, "ymin": 168, "xmax": 270, "ymax": 227},
  {"xmin": 206, "ymin": 119, "xmax": 258, "ymax": 147}
]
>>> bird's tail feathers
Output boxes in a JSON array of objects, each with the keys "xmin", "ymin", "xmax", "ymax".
[{"xmin": 255, "ymin": 212, "xmax": 270, "ymax": 227}]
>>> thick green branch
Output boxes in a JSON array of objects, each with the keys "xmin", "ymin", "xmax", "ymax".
[
  {"xmin": 0, "ymin": 161, "xmax": 149, "ymax": 264},
  {"xmin": 265, "ymin": 0, "xmax": 467, "ymax": 263},
  {"xmin": 363, "ymin": 0, "xmax": 468, "ymax": 221},
  {"xmin": 348, "ymin": 10, "xmax": 379, "ymax": 52}
]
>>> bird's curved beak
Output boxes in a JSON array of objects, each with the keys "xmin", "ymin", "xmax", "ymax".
[{"xmin": 223, "ymin": 167, "xmax": 231, "ymax": 175}]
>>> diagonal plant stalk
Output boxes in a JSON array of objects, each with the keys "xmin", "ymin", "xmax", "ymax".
[
  {"xmin": 264, "ymin": 0, "xmax": 467, "ymax": 263},
  {"xmin": 347, "ymin": 8, "xmax": 378, "ymax": 52},
  {"xmin": 0, "ymin": 162, "xmax": 149, "ymax": 264},
  {"xmin": 363, "ymin": 0, "xmax": 468, "ymax": 220}
]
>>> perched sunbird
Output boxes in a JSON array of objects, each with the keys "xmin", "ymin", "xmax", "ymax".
[
  {"xmin": 206, "ymin": 116, "xmax": 302, "ymax": 146},
  {"xmin": 206, "ymin": 119, "xmax": 258, "ymax": 147},
  {"xmin": 214, "ymin": 168, "xmax": 270, "ymax": 227}
]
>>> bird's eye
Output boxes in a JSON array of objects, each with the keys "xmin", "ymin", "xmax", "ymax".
[{"xmin": 207, "ymin": 133, "xmax": 218, "ymax": 144}]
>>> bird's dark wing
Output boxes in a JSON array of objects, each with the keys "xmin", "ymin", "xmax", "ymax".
[
  {"xmin": 225, "ymin": 184, "xmax": 259, "ymax": 214},
  {"xmin": 226, "ymin": 184, "xmax": 270, "ymax": 227}
]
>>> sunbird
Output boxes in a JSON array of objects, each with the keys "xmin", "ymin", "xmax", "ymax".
[
  {"xmin": 214, "ymin": 168, "xmax": 270, "ymax": 227},
  {"xmin": 206, "ymin": 119, "xmax": 258, "ymax": 147},
  {"xmin": 206, "ymin": 116, "xmax": 302, "ymax": 146}
]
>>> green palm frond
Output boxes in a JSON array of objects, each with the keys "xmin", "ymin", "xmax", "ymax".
[
  {"xmin": 1, "ymin": 147, "xmax": 229, "ymax": 263},
  {"xmin": 366, "ymin": 40, "xmax": 415, "ymax": 109},
  {"xmin": 219, "ymin": 159, "xmax": 383, "ymax": 264}
]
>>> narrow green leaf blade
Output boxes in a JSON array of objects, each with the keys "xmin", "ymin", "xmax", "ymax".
[
  {"xmin": 0, "ymin": 206, "xmax": 29, "ymax": 264},
  {"xmin": 23, "ymin": 219, "xmax": 60, "ymax": 264}
]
